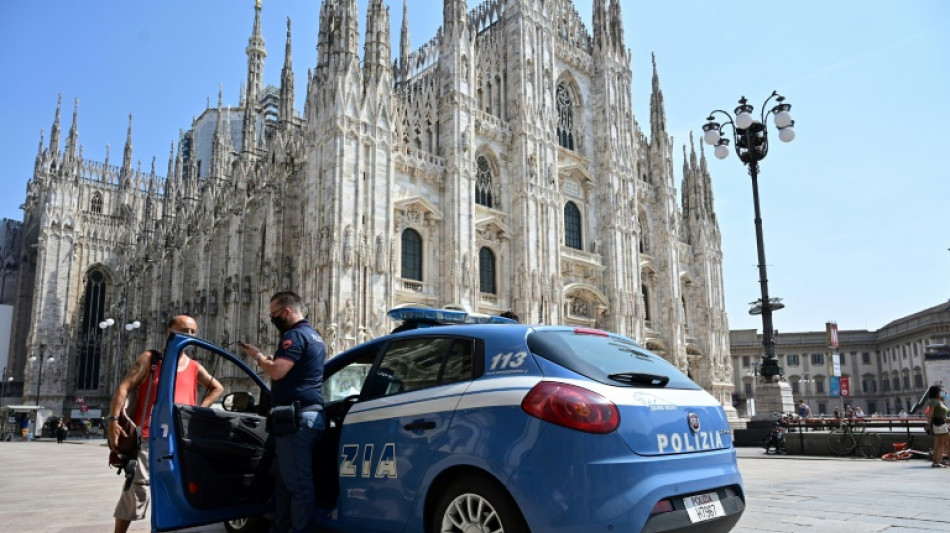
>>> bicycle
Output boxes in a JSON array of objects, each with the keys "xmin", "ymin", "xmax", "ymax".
[
  {"xmin": 881, "ymin": 437, "xmax": 931, "ymax": 461},
  {"xmin": 827, "ymin": 418, "xmax": 882, "ymax": 458}
]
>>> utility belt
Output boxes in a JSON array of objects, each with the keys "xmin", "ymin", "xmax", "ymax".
[{"xmin": 268, "ymin": 401, "xmax": 323, "ymax": 436}]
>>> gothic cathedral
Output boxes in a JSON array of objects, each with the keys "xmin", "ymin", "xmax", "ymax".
[{"xmin": 9, "ymin": 0, "xmax": 736, "ymax": 420}]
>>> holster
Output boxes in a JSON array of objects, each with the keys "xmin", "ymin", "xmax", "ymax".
[{"xmin": 269, "ymin": 404, "xmax": 298, "ymax": 436}]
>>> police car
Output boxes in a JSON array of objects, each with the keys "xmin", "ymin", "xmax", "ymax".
[{"xmin": 148, "ymin": 308, "xmax": 744, "ymax": 532}]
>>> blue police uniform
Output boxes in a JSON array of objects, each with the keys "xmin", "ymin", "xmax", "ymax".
[{"xmin": 271, "ymin": 319, "xmax": 326, "ymax": 533}]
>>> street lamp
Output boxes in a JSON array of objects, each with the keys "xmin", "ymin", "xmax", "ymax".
[
  {"xmin": 29, "ymin": 352, "xmax": 56, "ymax": 406},
  {"xmin": 102, "ymin": 316, "xmax": 140, "ymax": 392},
  {"xmin": 0, "ymin": 367, "xmax": 13, "ymax": 408},
  {"xmin": 703, "ymin": 91, "xmax": 796, "ymax": 381}
]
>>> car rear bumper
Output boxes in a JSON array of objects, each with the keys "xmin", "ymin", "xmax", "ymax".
[{"xmin": 507, "ymin": 426, "xmax": 745, "ymax": 532}]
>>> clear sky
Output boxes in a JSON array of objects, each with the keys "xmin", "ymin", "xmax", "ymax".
[{"xmin": 1, "ymin": 1, "xmax": 948, "ymax": 335}]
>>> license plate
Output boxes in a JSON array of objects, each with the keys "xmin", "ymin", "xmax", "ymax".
[{"xmin": 684, "ymin": 492, "xmax": 725, "ymax": 523}]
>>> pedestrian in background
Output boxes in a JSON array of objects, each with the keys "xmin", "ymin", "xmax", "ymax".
[
  {"xmin": 926, "ymin": 385, "xmax": 949, "ymax": 468},
  {"xmin": 797, "ymin": 400, "xmax": 811, "ymax": 419},
  {"xmin": 56, "ymin": 418, "xmax": 68, "ymax": 444}
]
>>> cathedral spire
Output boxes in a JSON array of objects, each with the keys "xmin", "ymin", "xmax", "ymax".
[
  {"xmin": 444, "ymin": 0, "xmax": 468, "ymax": 38},
  {"xmin": 609, "ymin": 0, "xmax": 625, "ymax": 54},
  {"xmin": 122, "ymin": 113, "xmax": 134, "ymax": 177},
  {"xmin": 279, "ymin": 17, "xmax": 295, "ymax": 125},
  {"xmin": 593, "ymin": 0, "xmax": 609, "ymax": 51},
  {"xmin": 363, "ymin": 0, "xmax": 392, "ymax": 87},
  {"xmin": 243, "ymin": 0, "xmax": 267, "ymax": 154},
  {"xmin": 316, "ymin": 0, "xmax": 359, "ymax": 77},
  {"xmin": 399, "ymin": 0, "xmax": 411, "ymax": 81},
  {"xmin": 65, "ymin": 98, "xmax": 80, "ymax": 159},
  {"xmin": 649, "ymin": 53, "xmax": 667, "ymax": 139},
  {"xmin": 49, "ymin": 94, "xmax": 62, "ymax": 153}
]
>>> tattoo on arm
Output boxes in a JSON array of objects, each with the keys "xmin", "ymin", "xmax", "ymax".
[{"xmin": 125, "ymin": 360, "xmax": 143, "ymax": 382}]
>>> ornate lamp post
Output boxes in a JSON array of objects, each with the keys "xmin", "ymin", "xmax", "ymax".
[
  {"xmin": 30, "ymin": 351, "xmax": 56, "ymax": 406},
  {"xmin": 0, "ymin": 367, "xmax": 13, "ymax": 408},
  {"xmin": 703, "ymin": 91, "xmax": 796, "ymax": 382},
  {"xmin": 101, "ymin": 316, "xmax": 140, "ymax": 392}
]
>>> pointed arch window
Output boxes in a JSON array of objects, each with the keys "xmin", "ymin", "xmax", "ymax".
[
  {"xmin": 479, "ymin": 247, "xmax": 496, "ymax": 294},
  {"xmin": 564, "ymin": 201, "xmax": 582, "ymax": 250},
  {"xmin": 90, "ymin": 192, "xmax": 103, "ymax": 214},
  {"xmin": 401, "ymin": 229, "xmax": 423, "ymax": 281},
  {"xmin": 641, "ymin": 284, "xmax": 651, "ymax": 322},
  {"xmin": 475, "ymin": 156, "xmax": 494, "ymax": 208},
  {"xmin": 556, "ymin": 83, "xmax": 575, "ymax": 150},
  {"xmin": 78, "ymin": 269, "xmax": 108, "ymax": 390}
]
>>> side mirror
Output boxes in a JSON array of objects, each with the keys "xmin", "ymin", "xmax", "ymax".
[{"xmin": 222, "ymin": 391, "xmax": 256, "ymax": 413}]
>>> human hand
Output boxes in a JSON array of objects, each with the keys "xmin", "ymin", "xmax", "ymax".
[
  {"xmin": 108, "ymin": 419, "xmax": 128, "ymax": 448},
  {"xmin": 239, "ymin": 342, "xmax": 261, "ymax": 359}
]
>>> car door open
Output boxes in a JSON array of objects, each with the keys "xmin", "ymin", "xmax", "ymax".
[{"xmin": 150, "ymin": 334, "xmax": 273, "ymax": 532}]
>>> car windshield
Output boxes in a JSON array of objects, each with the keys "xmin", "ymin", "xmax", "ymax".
[{"xmin": 527, "ymin": 329, "xmax": 700, "ymax": 390}]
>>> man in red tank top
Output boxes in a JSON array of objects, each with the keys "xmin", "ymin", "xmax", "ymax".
[{"xmin": 105, "ymin": 315, "xmax": 224, "ymax": 533}]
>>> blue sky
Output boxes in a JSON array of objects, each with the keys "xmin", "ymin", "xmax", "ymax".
[{"xmin": 1, "ymin": 1, "xmax": 948, "ymax": 334}]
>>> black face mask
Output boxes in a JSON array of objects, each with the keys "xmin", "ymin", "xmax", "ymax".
[{"xmin": 270, "ymin": 314, "xmax": 288, "ymax": 332}]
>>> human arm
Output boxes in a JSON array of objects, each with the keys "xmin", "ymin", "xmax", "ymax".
[
  {"xmin": 106, "ymin": 351, "xmax": 151, "ymax": 448},
  {"xmin": 196, "ymin": 363, "xmax": 225, "ymax": 407},
  {"xmin": 239, "ymin": 342, "xmax": 295, "ymax": 381}
]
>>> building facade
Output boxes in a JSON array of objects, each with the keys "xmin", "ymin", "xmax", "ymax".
[
  {"xmin": 8, "ymin": 0, "xmax": 734, "ymax": 419},
  {"xmin": 731, "ymin": 301, "xmax": 950, "ymax": 417}
]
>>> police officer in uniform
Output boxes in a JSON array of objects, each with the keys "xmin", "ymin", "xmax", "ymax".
[{"xmin": 240, "ymin": 291, "xmax": 326, "ymax": 533}]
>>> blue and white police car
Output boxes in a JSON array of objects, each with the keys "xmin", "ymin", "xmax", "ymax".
[{"xmin": 148, "ymin": 308, "xmax": 744, "ymax": 533}]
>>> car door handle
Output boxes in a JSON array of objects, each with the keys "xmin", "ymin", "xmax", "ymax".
[
  {"xmin": 241, "ymin": 417, "xmax": 261, "ymax": 428},
  {"xmin": 404, "ymin": 421, "xmax": 436, "ymax": 431}
]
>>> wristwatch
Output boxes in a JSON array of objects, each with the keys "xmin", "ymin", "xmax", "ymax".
[{"xmin": 106, "ymin": 415, "xmax": 119, "ymax": 423}]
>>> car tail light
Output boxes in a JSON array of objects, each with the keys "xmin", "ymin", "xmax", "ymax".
[
  {"xmin": 650, "ymin": 499, "xmax": 674, "ymax": 515},
  {"xmin": 521, "ymin": 381, "xmax": 619, "ymax": 434}
]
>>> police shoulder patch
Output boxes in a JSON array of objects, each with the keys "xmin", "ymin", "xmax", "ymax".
[{"xmin": 282, "ymin": 339, "xmax": 293, "ymax": 350}]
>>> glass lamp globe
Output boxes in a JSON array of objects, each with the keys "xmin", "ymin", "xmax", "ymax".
[
  {"xmin": 132, "ymin": 321, "xmax": 141, "ymax": 329},
  {"xmin": 714, "ymin": 144, "xmax": 730, "ymax": 160},
  {"xmin": 779, "ymin": 127, "xmax": 796, "ymax": 142},
  {"xmin": 774, "ymin": 111, "xmax": 792, "ymax": 128},
  {"xmin": 735, "ymin": 112, "xmax": 754, "ymax": 129},
  {"xmin": 106, "ymin": 318, "xmax": 115, "ymax": 326},
  {"xmin": 125, "ymin": 323, "xmax": 134, "ymax": 331},
  {"xmin": 99, "ymin": 321, "xmax": 108, "ymax": 329},
  {"xmin": 703, "ymin": 129, "xmax": 720, "ymax": 146}
]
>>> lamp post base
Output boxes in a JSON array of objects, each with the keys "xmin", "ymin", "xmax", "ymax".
[{"xmin": 750, "ymin": 380, "xmax": 795, "ymax": 421}]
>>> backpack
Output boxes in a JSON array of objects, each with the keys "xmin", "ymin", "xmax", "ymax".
[{"xmin": 108, "ymin": 349, "xmax": 162, "ymax": 474}]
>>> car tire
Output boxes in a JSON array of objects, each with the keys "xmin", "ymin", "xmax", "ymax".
[
  {"xmin": 223, "ymin": 516, "xmax": 269, "ymax": 533},
  {"xmin": 431, "ymin": 475, "xmax": 530, "ymax": 533}
]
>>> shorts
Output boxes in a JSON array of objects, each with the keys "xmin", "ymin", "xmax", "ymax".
[{"xmin": 114, "ymin": 446, "xmax": 150, "ymax": 521}]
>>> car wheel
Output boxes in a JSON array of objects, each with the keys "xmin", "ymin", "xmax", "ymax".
[
  {"xmin": 224, "ymin": 516, "xmax": 269, "ymax": 533},
  {"xmin": 431, "ymin": 475, "xmax": 529, "ymax": 533}
]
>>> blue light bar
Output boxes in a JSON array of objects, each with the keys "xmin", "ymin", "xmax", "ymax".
[{"xmin": 387, "ymin": 307, "xmax": 517, "ymax": 325}]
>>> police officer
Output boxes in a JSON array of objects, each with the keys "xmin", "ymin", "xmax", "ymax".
[{"xmin": 240, "ymin": 291, "xmax": 326, "ymax": 533}]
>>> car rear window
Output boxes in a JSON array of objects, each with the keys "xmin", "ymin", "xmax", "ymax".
[{"xmin": 526, "ymin": 329, "xmax": 700, "ymax": 389}]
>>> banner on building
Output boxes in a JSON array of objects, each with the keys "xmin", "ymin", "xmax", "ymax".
[
  {"xmin": 830, "ymin": 376, "xmax": 841, "ymax": 397},
  {"xmin": 831, "ymin": 353, "xmax": 841, "ymax": 377},
  {"xmin": 826, "ymin": 322, "xmax": 839, "ymax": 349},
  {"xmin": 840, "ymin": 376, "xmax": 850, "ymax": 397}
]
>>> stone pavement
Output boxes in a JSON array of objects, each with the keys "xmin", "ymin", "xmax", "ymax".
[{"xmin": 1, "ymin": 438, "xmax": 949, "ymax": 532}]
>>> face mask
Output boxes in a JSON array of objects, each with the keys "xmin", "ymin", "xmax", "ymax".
[{"xmin": 270, "ymin": 314, "xmax": 288, "ymax": 332}]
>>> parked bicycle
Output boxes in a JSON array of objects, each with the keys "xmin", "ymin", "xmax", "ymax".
[{"xmin": 827, "ymin": 418, "xmax": 882, "ymax": 458}]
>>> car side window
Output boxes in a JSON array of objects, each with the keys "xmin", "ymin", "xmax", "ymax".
[
  {"xmin": 324, "ymin": 344, "xmax": 379, "ymax": 403},
  {"xmin": 440, "ymin": 339, "xmax": 475, "ymax": 384}
]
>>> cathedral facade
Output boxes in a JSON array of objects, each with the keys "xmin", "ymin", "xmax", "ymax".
[{"xmin": 9, "ymin": 0, "xmax": 736, "ymax": 420}]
